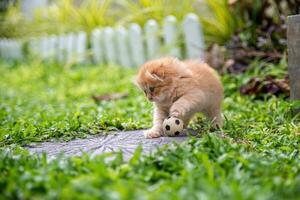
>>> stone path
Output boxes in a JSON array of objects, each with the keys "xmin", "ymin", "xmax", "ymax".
[{"xmin": 27, "ymin": 130, "xmax": 189, "ymax": 161}]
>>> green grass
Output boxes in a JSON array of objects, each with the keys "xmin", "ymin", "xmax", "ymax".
[
  {"xmin": 0, "ymin": 59, "xmax": 300, "ymax": 199},
  {"xmin": 0, "ymin": 61, "xmax": 152, "ymax": 146}
]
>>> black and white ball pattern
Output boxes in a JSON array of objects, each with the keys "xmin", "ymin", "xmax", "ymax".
[{"xmin": 163, "ymin": 117, "xmax": 184, "ymax": 136}]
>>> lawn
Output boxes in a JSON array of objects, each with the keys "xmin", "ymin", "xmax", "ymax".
[{"xmin": 0, "ymin": 59, "xmax": 300, "ymax": 199}]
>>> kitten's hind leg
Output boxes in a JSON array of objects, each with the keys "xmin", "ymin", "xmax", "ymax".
[{"xmin": 204, "ymin": 108, "xmax": 223, "ymax": 128}]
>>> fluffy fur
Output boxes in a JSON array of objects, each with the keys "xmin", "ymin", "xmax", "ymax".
[{"xmin": 135, "ymin": 57, "xmax": 223, "ymax": 138}]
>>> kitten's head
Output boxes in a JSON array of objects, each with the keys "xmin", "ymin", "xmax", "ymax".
[{"xmin": 135, "ymin": 57, "xmax": 191, "ymax": 103}]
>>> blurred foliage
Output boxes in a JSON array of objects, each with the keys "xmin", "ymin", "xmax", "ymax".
[
  {"xmin": 0, "ymin": 0, "xmax": 299, "ymax": 49},
  {"xmin": 0, "ymin": 0, "xmax": 241, "ymax": 46},
  {"xmin": 230, "ymin": 0, "xmax": 299, "ymax": 51},
  {"xmin": 32, "ymin": 0, "xmax": 114, "ymax": 34},
  {"xmin": 205, "ymin": 0, "xmax": 299, "ymax": 74},
  {"xmin": 0, "ymin": 0, "xmax": 16, "ymax": 12},
  {"xmin": 116, "ymin": 0, "xmax": 197, "ymax": 25},
  {"xmin": 222, "ymin": 0, "xmax": 299, "ymax": 73},
  {"xmin": 0, "ymin": 0, "xmax": 114, "ymax": 37},
  {"xmin": 0, "ymin": 3, "xmax": 30, "ymax": 38},
  {"xmin": 199, "ymin": 0, "xmax": 242, "ymax": 44}
]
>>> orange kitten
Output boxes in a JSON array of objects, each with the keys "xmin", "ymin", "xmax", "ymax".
[{"xmin": 135, "ymin": 57, "xmax": 223, "ymax": 138}]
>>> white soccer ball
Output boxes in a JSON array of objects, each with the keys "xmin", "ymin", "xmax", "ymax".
[{"xmin": 163, "ymin": 117, "xmax": 184, "ymax": 136}]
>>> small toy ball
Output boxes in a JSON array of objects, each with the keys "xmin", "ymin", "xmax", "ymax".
[{"xmin": 163, "ymin": 117, "xmax": 184, "ymax": 136}]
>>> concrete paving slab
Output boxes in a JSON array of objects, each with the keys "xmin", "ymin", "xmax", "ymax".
[{"xmin": 27, "ymin": 130, "xmax": 189, "ymax": 161}]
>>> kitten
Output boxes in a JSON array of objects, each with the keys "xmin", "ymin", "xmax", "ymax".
[{"xmin": 135, "ymin": 57, "xmax": 223, "ymax": 138}]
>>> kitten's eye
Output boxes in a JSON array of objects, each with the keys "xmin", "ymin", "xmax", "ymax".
[{"xmin": 149, "ymin": 87, "xmax": 155, "ymax": 92}]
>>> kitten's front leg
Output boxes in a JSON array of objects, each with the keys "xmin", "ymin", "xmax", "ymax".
[
  {"xmin": 144, "ymin": 105, "xmax": 168, "ymax": 139},
  {"xmin": 169, "ymin": 94, "xmax": 201, "ymax": 128}
]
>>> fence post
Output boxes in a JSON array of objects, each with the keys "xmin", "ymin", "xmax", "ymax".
[
  {"xmin": 41, "ymin": 36, "xmax": 49, "ymax": 60},
  {"xmin": 145, "ymin": 19, "xmax": 161, "ymax": 59},
  {"xmin": 1, "ymin": 40, "xmax": 5, "ymax": 58},
  {"xmin": 1, "ymin": 39, "xmax": 7, "ymax": 59},
  {"xmin": 0, "ymin": 40, "xmax": 2, "ymax": 58},
  {"xmin": 163, "ymin": 15, "xmax": 181, "ymax": 58},
  {"xmin": 0, "ymin": 40, "xmax": 3, "ymax": 58},
  {"xmin": 6, "ymin": 39, "xmax": 11, "ymax": 59},
  {"xmin": 9, "ymin": 40, "xmax": 14, "ymax": 59},
  {"xmin": 116, "ymin": 26, "xmax": 132, "ymax": 67},
  {"xmin": 183, "ymin": 13, "xmax": 205, "ymax": 59},
  {"xmin": 103, "ymin": 27, "xmax": 117, "ymax": 64},
  {"xmin": 66, "ymin": 33, "xmax": 75, "ymax": 62},
  {"xmin": 28, "ymin": 37, "xmax": 35, "ymax": 56},
  {"xmin": 76, "ymin": 31, "xmax": 87, "ymax": 64},
  {"xmin": 14, "ymin": 40, "xmax": 23, "ymax": 60},
  {"xmin": 5, "ymin": 39, "xmax": 10, "ymax": 59},
  {"xmin": 128, "ymin": 23, "xmax": 145, "ymax": 67},
  {"xmin": 58, "ymin": 34, "xmax": 66, "ymax": 63},
  {"xmin": 5, "ymin": 40, "xmax": 9, "ymax": 59},
  {"xmin": 48, "ymin": 35, "xmax": 57, "ymax": 60},
  {"xmin": 29, "ymin": 37, "xmax": 40, "ymax": 57},
  {"xmin": 91, "ymin": 28, "xmax": 104, "ymax": 64},
  {"xmin": 287, "ymin": 15, "xmax": 300, "ymax": 114},
  {"xmin": 0, "ymin": 40, "xmax": 4, "ymax": 58},
  {"xmin": 11, "ymin": 41, "xmax": 17, "ymax": 59}
]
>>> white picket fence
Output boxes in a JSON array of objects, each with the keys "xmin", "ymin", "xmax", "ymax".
[
  {"xmin": 0, "ymin": 13, "xmax": 204, "ymax": 67},
  {"xmin": 0, "ymin": 39, "xmax": 24, "ymax": 60}
]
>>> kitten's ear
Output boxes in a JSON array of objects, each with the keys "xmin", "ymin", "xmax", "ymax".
[
  {"xmin": 152, "ymin": 72, "xmax": 164, "ymax": 82},
  {"xmin": 146, "ymin": 70, "xmax": 164, "ymax": 82}
]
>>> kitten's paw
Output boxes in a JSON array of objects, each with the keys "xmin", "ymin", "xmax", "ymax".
[{"xmin": 144, "ymin": 129, "xmax": 162, "ymax": 139}]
